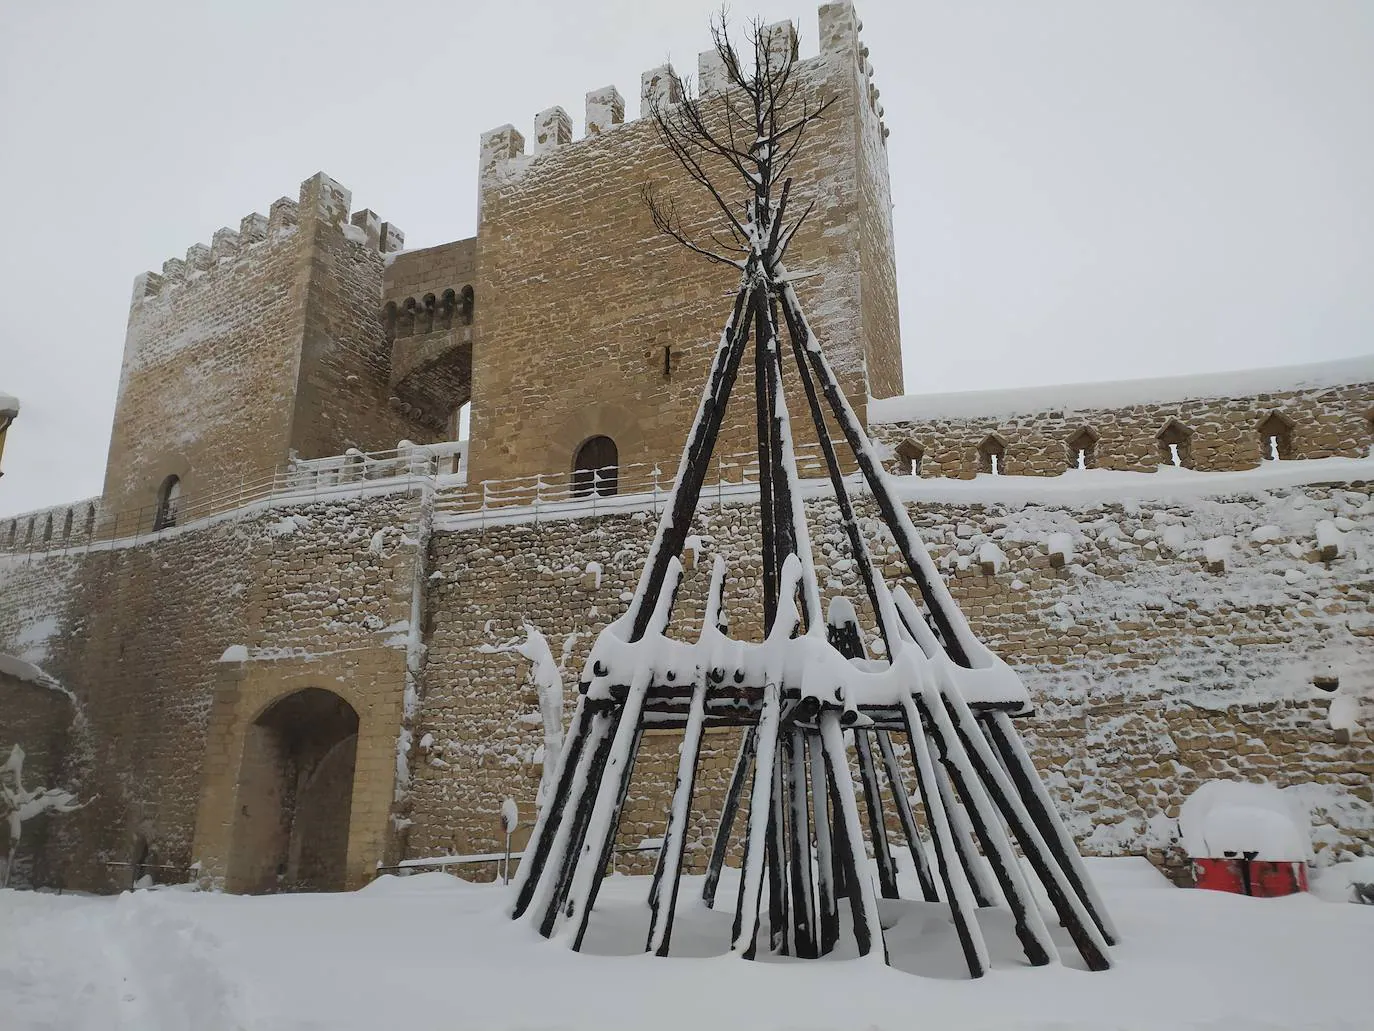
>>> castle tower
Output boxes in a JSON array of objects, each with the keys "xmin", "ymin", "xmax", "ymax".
[
  {"xmin": 467, "ymin": 1, "xmax": 900, "ymax": 487},
  {"xmin": 101, "ymin": 173, "xmax": 439, "ymax": 526}
]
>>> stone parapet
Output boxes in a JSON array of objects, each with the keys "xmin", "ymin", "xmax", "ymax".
[{"xmin": 871, "ymin": 357, "xmax": 1374, "ymax": 479}]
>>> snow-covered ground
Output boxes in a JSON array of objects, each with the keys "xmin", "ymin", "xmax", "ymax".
[{"xmin": 2, "ymin": 859, "xmax": 1371, "ymax": 1030}]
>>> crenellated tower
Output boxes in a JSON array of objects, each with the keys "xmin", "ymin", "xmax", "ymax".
[
  {"xmin": 466, "ymin": 1, "xmax": 901, "ymax": 487},
  {"xmin": 102, "ymin": 173, "xmax": 438, "ymax": 523}
]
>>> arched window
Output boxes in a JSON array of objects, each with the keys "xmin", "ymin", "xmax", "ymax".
[
  {"xmin": 42, "ymin": 513, "xmax": 52, "ymax": 543},
  {"xmin": 154, "ymin": 475, "xmax": 182, "ymax": 530},
  {"xmin": 420, "ymin": 293, "xmax": 436, "ymax": 334},
  {"xmin": 85, "ymin": 504, "xmax": 96, "ymax": 537},
  {"xmin": 5, "ymin": 520, "xmax": 14, "ymax": 547},
  {"xmin": 459, "ymin": 285, "xmax": 475, "ymax": 326},
  {"xmin": 1067, "ymin": 427, "xmax": 1099, "ymax": 470},
  {"xmin": 572, "ymin": 436, "xmax": 618, "ymax": 498},
  {"xmin": 398, "ymin": 298, "xmax": 417, "ymax": 337},
  {"xmin": 1157, "ymin": 419, "xmax": 1193, "ymax": 469},
  {"xmin": 977, "ymin": 434, "xmax": 1006, "ymax": 476},
  {"xmin": 62, "ymin": 508, "xmax": 73, "ymax": 541},
  {"xmin": 895, "ymin": 438, "xmax": 924, "ymax": 477},
  {"xmin": 439, "ymin": 288, "xmax": 457, "ymax": 329},
  {"xmin": 1258, "ymin": 411, "xmax": 1293, "ymax": 461}
]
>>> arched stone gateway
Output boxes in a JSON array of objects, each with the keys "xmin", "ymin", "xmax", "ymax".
[{"xmin": 226, "ymin": 688, "xmax": 359, "ymax": 893}]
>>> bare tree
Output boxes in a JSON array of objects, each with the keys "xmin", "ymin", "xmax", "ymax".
[{"xmin": 644, "ymin": 13, "xmax": 835, "ymax": 276}]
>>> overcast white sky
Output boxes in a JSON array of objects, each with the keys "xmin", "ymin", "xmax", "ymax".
[{"xmin": 1, "ymin": 0, "xmax": 1370, "ymax": 515}]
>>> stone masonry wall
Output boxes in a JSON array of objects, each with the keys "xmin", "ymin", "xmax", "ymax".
[
  {"xmin": 101, "ymin": 173, "xmax": 435, "ymax": 531},
  {"xmin": 3, "ymin": 462, "xmax": 1370, "ymax": 893},
  {"xmin": 380, "ymin": 239, "xmax": 478, "ymax": 433},
  {"xmin": 466, "ymin": 3, "xmax": 898, "ymax": 488},
  {"xmin": 870, "ymin": 361, "xmax": 1374, "ymax": 479},
  {"xmin": 0, "ymin": 487, "xmax": 426, "ymax": 892},
  {"xmin": 384, "ymin": 239, "xmax": 476, "ymax": 309},
  {"xmin": 289, "ymin": 176, "xmax": 443, "ymax": 461},
  {"xmin": 848, "ymin": 2, "xmax": 904, "ymax": 402},
  {"xmin": 409, "ymin": 471, "xmax": 1374, "ymax": 877},
  {"xmin": 103, "ymin": 192, "xmax": 308, "ymax": 522}
]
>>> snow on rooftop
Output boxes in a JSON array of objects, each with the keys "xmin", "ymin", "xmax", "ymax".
[
  {"xmin": 870, "ymin": 354, "xmax": 1374, "ymax": 423},
  {"xmin": 0, "ymin": 391, "xmax": 18, "ymax": 415},
  {"xmin": 884, "ymin": 454, "xmax": 1374, "ymax": 507}
]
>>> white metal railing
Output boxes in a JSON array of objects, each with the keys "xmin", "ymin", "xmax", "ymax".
[
  {"xmin": 1, "ymin": 437, "xmax": 845, "ymax": 555},
  {"xmin": 434, "ymin": 441, "xmax": 838, "ymax": 523},
  {"xmin": 1, "ymin": 440, "xmax": 467, "ymax": 557}
]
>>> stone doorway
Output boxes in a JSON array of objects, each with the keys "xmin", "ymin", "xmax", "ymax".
[{"xmin": 226, "ymin": 688, "xmax": 359, "ymax": 893}]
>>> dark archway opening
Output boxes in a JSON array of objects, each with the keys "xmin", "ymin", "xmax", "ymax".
[
  {"xmin": 154, "ymin": 474, "xmax": 181, "ymax": 531},
  {"xmin": 573, "ymin": 435, "xmax": 619, "ymax": 497},
  {"xmin": 227, "ymin": 688, "xmax": 359, "ymax": 893}
]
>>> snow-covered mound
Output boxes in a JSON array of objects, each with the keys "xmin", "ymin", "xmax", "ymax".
[{"xmin": 1179, "ymin": 780, "xmax": 1313, "ymax": 860}]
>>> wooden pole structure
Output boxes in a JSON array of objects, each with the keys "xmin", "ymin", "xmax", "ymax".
[{"xmin": 508, "ymin": 15, "xmax": 1116, "ymax": 981}]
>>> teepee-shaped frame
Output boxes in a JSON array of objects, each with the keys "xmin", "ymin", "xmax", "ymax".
[{"xmin": 509, "ymin": 18, "xmax": 1117, "ymax": 976}]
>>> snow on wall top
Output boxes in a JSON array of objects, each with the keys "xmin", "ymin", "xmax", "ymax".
[
  {"xmin": 1179, "ymin": 780, "xmax": 1313, "ymax": 861},
  {"xmin": 0, "ymin": 392, "xmax": 18, "ymax": 416},
  {"xmin": 129, "ymin": 173, "xmax": 404, "ymax": 306},
  {"xmin": 478, "ymin": 2, "xmax": 884, "ymax": 180},
  {"xmin": 870, "ymin": 354, "xmax": 1374, "ymax": 424}
]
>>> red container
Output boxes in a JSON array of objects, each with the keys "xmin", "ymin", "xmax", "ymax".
[
  {"xmin": 1193, "ymin": 857, "xmax": 1246, "ymax": 893},
  {"xmin": 1191, "ymin": 857, "xmax": 1308, "ymax": 896},
  {"xmin": 1248, "ymin": 860, "xmax": 1308, "ymax": 897}
]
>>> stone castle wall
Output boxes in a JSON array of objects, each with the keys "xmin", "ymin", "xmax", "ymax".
[
  {"xmin": 870, "ymin": 357, "xmax": 1374, "ymax": 479},
  {"xmin": 288, "ymin": 177, "xmax": 443, "ymax": 461},
  {"xmin": 466, "ymin": 3, "xmax": 899, "ymax": 488},
  {"xmin": 2, "ymin": 453, "xmax": 1370, "ymax": 891},
  {"xmin": 409, "ymin": 471, "xmax": 1374, "ymax": 877},
  {"xmin": 1, "ymin": 0, "xmax": 1370, "ymax": 896},
  {"xmin": 104, "ymin": 195, "xmax": 308, "ymax": 521},
  {"xmin": 0, "ymin": 487, "xmax": 427, "ymax": 891},
  {"xmin": 381, "ymin": 239, "xmax": 478, "ymax": 434},
  {"xmin": 101, "ymin": 173, "xmax": 435, "ymax": 528}
]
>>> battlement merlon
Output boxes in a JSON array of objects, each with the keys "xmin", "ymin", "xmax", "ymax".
[
  {"xmin": 585, "ymin": 87, "xmax": 624, "ymax": 136},
  {"xmin": 129, "ymin": 172, "xmax": 404, "ymax": 306},
  {"xmin": 533, "ymin": 107, "xmax": 573, "ymax": 155},
  {"xmin": 818, "ymin": 2, "xmax": 889, "ymax": 134},
  {"xmin": 476, "ymin": 3, "xmax": 883, "ymax": 184}
]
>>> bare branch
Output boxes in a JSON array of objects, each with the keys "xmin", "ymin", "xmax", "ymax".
[
  {"xmin": 643, "ymin": 6, "xmax": 835, "ymax": 278},
  {"xmin": 645, "ymin": 183, "xmax": 747, "ymax": 270}
]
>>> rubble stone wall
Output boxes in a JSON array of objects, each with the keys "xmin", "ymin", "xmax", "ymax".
[
  {"xmin": 410, "ymin": 473, "xmax": 1374, "ymax": 875},
  {"xmin": 2, "ymin": 467, "xmax": 1370, "ymax": 892}
]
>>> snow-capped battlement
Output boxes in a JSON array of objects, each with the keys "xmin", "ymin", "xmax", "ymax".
[
  {"xmin": 477, "ymin": 2, "xmax": 887, "ymax": 182},
  {"xmin": 130, "ymin": 172, "xmax": 404, "ymax": 305},
  {"xmin": 871, "ymin": 355, "xmax": 1374, "ymax": 424}
]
